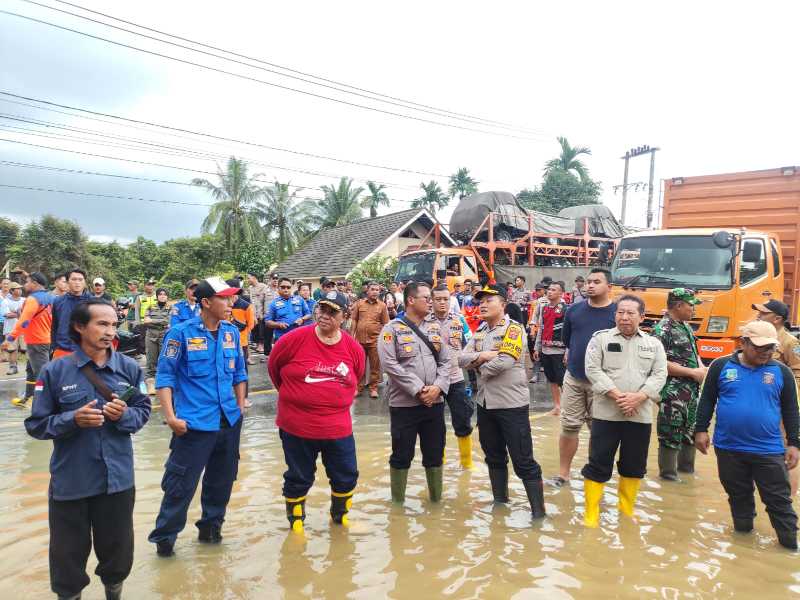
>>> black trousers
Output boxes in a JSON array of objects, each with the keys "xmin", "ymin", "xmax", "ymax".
[
  {"xmin": 582, "ymin": 418, "xmax": 651, "ymax": 483},
  {"xmin": 716, "ymin": 447, "xmax": 798, "ymax": 534},
  {"xmin": 477, "ymin": 404, "xmax": 542, "ymax": 481},
  {"xmin": 263, "ymin": 325, "xmax": 275, "ymax": 356},
  {"xmin": 252, "ymin": 318, "xmax": 264, "ymax": 345},
  {"xmin": 48, "ymin": 487, "xmax": 135, "ymax": 597},
  {"xmin": 389, "ymin": 403, "xmax": 446, "ymax": 469},
  {"xmin": 446, "ymin": 381, "xmax": 474, "ymax": 437}
]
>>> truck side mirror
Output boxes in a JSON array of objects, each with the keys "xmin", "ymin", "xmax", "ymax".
[{"xmin": 711, "ymin": 230, "xmax": 733, "ymax": 249}]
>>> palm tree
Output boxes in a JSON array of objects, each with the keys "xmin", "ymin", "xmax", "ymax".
[
  {"xmin": 411, "ymin": 180, "xmax": 449, "ymax": 216},
  {"xmin": 193, "ymin": 156, "xmax": 265, "ymax": 251},
  {"xmin": 361, "ymin": 181, "xmax": 390, "ymax": 218},
  {"xmin": 312, "ymin": 177, "xmax": 365, "ymax": 228},
  {"xmin": 448, "ymin": 167, "xmax": 479, "ymax": 200},
  {"xmin": 543, "ymin": 136, "xmax": 592, "ymax": 183},
  {"xmin": 254, "ymin": 182, "xmax": 313, "ymax": 261}
]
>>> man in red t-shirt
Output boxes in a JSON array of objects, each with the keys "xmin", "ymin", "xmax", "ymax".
[{"xmin": 268, "ymin": 291, "xmax": 365, "ymax": 532}]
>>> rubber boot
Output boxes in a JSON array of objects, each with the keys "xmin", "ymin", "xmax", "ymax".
[
  {"xmin": 58, "ymin": 594, "xmax": 81, "ymax": 600},
  {"xmin": 390, "ymin": 468, "xmax": 409, "ymax": 504},
  {"xmin": 145, "ymin": 377, "xmax": 156, "ymax": 395},
  {"xmin": 677, "ymin": 444, "xmax": 696, "ymax": 474},
  {"xmin": 198, "ymin": 524, "xmax": 222, "ymax": 543},
  {"xmin": 330, "ymin": 490, "xmax": 354, "ymax": 525},
  {"xmin": 285, "ymin": 496, "xmax": 306, "ymax": 533},
  {"xmin": 105, "ymin": 582, "xmax": 123, "ymax": 600},
  {"xmin": 777, "ymin": 530, "xmax": 798, "ymax": 550},
  {"xmin": 523, "ymin": 479, "xmax": 546, "ymax": 519},
  {"xmin": 618, "ymin": 476, "xmax": 641, "ymax": 518},
  {"xmin": 457, "ymin": 435, "xmax": 474, "ymax": 470},
  {"xmin": 583, "ymin": 479, "xmax": 604, "ymax": 528},
  {"xmin": 733, "ymin": 518, "xmax": 754, "ymax": 533},
  {"xmin": 488, "ymin": 467, "xmax": 510, "ymax": 503},
  {"xmin": 425, "ymin": 466, "xmax": 443, "ymax": 503},
  {"xmin": 658, "ymin": 445, "xmax": 680, "ymax": 481}
]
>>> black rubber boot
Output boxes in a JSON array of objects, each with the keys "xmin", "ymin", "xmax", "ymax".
[
  {"xmin": 488, "ymin": 467, "xmax": 509, "ymax": 503},
  {"xmin": 197, "ymin": 524, "xmax": 222, "ymax": 543},
  {"xmin": 733, "ymin": 518, "xmax": 754, "ymax": 533},
  {"xmin": 57, "ymin": 594, "xmax": 81, "ymax": 600},
  {"xmin": 777, "ymin": 530, "xmax": 798, "ymax": 550},
  {"xmin": 104, "ymin": 582, "xmax": 123, "ymax": 600},
  {"xmin": 156, "ymin": 540, "xmax": 174, "ymax": 557},
  {"xmin": 330, "ymin": 492, "xmax": 353, "ymax": 525},
  {"xmin": 658, "ymin": 445, "xmax": 680, "ymax": 481},
  {"xmin": 523, "ymin": 479, "xmax": 546, "ymax": 519},
  {"xmin": 285, "ymin": 497, "xmax": 307, "ymax": 533},
  {"xmin": 677, "ymin": 444, "xmax": 696, "ymax": 474}
]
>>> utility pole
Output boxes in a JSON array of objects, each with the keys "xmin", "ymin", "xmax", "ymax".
[{"xmin": 618, "ymin": 145, "xmax": 659, "ymax": 227}]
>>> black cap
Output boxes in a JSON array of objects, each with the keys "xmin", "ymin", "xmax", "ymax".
[
  {"xmin": 29, "ymin": 271, "xmax": 48, "ymax": 287},
  {"xmin": 185, "ymin": 278, "xmax": 199, "ymax": 289},
  {"xmin": 225, "ymin": 278, "xmax": 245, "ymax": 295},
  {"xmin": 318, "ymin": 290, "xmax": 348, "ymax": 312},
  {"xmin": 474, "ymin": 284, "xmax": 506, "ymax": 300},
  {"xmin": 752, "ymin": 299, "xmax": 789, "ymax": 320},
  {"xmin": 323, "ymin": 279, "xmax": 336, "ymax": 288}
]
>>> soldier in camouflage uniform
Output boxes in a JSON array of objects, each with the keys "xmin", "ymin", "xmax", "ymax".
[
  {"xmin": 143, "ymin": 288, "xmax": 172, "ymax": 395},
  {"xmin": 651, "ymin": 288, "xmax": 708, "ymax": 481}
]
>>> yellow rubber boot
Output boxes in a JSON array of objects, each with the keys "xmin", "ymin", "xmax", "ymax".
[
  {"xmin": 331, "ymin": 489, "xmax": 354, "ymax": 526},
  {"xmin": 618, "ymin": 477, "xmax": 641, "ymax": 518},
  {"xmin": 457, "ymin": 435, "xmax": 474, "ymax": 470},
  {"xmin": 583, "ymin": 479, "xmax": 604, "ymax": 528},
  {"xmin": 285, "ymin": 496, "xmax": 306, "ymax": 533}
]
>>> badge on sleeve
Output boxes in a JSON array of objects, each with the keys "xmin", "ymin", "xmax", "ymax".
[
  {"xmin": 165, "ymin": 339, "xmax": 180, "ymax": 358},
  {"xmin": 383, "ymin": 332, "xmax": 393, "ymax": 343},
  {"xmin": 499, "ymin": 324, "xmax": 523, "ymax": 360}
]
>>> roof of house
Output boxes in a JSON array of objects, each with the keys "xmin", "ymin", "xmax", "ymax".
[{"xmin": 273, "ymin": 208, "xmax": 451, "ymax": 280}]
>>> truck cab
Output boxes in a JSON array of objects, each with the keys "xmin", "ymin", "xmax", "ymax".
[
  {"xmin": 610, "ymin": 228, "xmax": 783, "ymax": 363},
  {"xmin": 395, "ymin": 248, "xmax": 480, "ymax": 291}
]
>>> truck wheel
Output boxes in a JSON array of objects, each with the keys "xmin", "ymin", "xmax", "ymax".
[{"xmin": 494, "ymin": 227, "xmax": 513, "ymax": 242}]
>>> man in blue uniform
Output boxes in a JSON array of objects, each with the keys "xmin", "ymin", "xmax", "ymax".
[
  {"xmin": 169, "ymin": 279, "xmax": 201, "ymax": 328},
  {"xmin": 25, "ymin": 298, "xmax": 151, "ymax": 600},
  {"xmin": 148, "ymin": 277, "xmax": 248, "ymax": 557},
  {"xmin": 265, "ymin": 277, "xmax": 311, "ymax": 343}
]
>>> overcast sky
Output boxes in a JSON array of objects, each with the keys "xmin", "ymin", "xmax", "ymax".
[{"xmin": 1, "ymin": 0, "xmax": 798, "ymax": 244}]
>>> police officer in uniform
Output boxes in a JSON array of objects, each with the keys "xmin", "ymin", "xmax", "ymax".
[
  {"xmin": 459, "ymin": 284, "xmax": 546, "ymax": 519},
  {"xmin": 265, "ymin": 277, "xmax": 311, "ymax": 344},
  {"xmin": 652, "ymin": 288, "xmax": 708, "ymax": 480},
  {"xmin": 169, "ymin": 279, "xmax": 201, "ymax": 328},
  {"xmin": 378, "ymin": 281, "xmax": 451, "ymax": 504},
  {"xmin": 148, "ymin": 277, "xmax": 248, "ymax": 557}
]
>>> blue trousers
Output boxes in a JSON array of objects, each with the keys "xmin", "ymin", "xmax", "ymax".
[
  {"xmin": 148, "ymin": 418, "xmax": 242, "ymax": 544},
  {"xmin": 389, "ymin": 403, "xmax": 446, "ymax": 469},
  {"xmin": 280, "ymin": 429, "xmax": 358, "ymax": 498},
  {"xmin": 446, "ymin": 380, "xmax": 474, "ymax": 437}
]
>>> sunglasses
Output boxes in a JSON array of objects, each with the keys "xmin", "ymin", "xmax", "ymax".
[{"xmin": 279, "ymin": 285, "xmax": 292, "ymax": 290}]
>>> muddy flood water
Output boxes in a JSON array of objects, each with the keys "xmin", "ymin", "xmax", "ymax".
[{"xmin": 1, "ymin": 386, "xmax": 799, "ymax": 599}]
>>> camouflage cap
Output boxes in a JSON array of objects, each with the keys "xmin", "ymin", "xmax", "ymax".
[{"xmin": 668, "ymin": 287, "xmax": 701, "ymax": 305}]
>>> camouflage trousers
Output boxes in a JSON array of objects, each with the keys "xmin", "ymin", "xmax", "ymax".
[{"xmin": 657, "ymin": 394, "xmax": 698, "ymax": 449}]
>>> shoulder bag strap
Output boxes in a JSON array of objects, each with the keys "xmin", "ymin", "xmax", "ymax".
[{"xmin": 400, "ymin": 317, "xmax": 439, "ymax": 364}]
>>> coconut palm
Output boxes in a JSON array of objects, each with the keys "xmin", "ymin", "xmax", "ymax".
[
  {"xmin": 193, "ymin": 156, "xmax": 265, "ymax": 251},
  {"xmin": 254, "ymin": 182, "xmax": 313, "ymax": 261},
  {"xmin": 543, "ymin": 137, "xmax": 592, "ymax": 183},
  {"xmin": 312, "ymin": 177, "xmax": 365, "ymax": 228},
  {"xmin": 361, "ymin": 181, "xmax": 391, "ymax": 218},
  {"xmin": 411, "ymin": 180, "xmax": 449, "ymax": 216},
  {"xmin": 448, "ymin": 167, "xmax": 479, "ymax": 200}
]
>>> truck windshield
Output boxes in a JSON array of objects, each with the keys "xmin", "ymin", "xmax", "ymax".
[
  {"xmin": 396, "ymin": 252, "xmax": 435, "ymax": 282},
  {"xmin": 611, "ymin": 235, "xmax": 733, "ymax": 289}
]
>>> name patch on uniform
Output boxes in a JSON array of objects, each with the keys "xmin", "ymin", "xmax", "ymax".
[
  {"xmin": 165, "ymin": 339, "xmax": 180, "ymax": 358},
  {"xmin": 383, "ymin": 332, "xmax": 393, "ymax": 343},
  {"xmin": 724, "ymin": 368, "xmax": 738, "ymax": 381},
  {"xmin": 275, "ymin": 301, "xmax": 285, "ymax": 308},
  {"xmin": 499, "ymin": 325, "xmax": 523, "ymax": 360},
  {"xmin": 222, "ymin": 331, "xmax": 235, "ymax": 349},
  {"xmin": 763, "ymin": 372, "xmax": 775, "ymax": 385},
  {"xmin": 401, "ymin": 335, "xmax": 414, "ymax": 343},
  {"xmin": 187, "ymin": 337, "xmax": 208, "ymax": 352}
]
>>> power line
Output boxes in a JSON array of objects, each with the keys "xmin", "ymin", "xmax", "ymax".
[
  {"xmin": 0, "ymin": 91, "xmax": 450, "ymax": 179},
  {"xmin": 0, "ymin": 9, "xmax": 545, "ymax": 141},
  {"xmin": 20, "ymin": 0, "xmax": 545, "ymax": 136},
  {"xmin": 0, "ymin": 182, "xmax": 215, "ymax": 206}
]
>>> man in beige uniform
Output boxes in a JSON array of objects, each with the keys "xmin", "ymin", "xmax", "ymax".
[
  {"xmin": 581, "ymin": 294, "xmax": 667, "ymax": 527},
  {"xmin": 378, "ymin": 282, "xmax": 451, "ymax": 504},
  {"xmin": 754, "ymin": 299, "xmax": 800, "ymax": 497},
  {"xmin": 459, "ymin": 284, "xmax": 546, "ymax": 519}
]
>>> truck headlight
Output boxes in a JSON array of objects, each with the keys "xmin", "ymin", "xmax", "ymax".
[{"xmin": 707, "ymin": 316, "xmax": 729, "ymax": 333}]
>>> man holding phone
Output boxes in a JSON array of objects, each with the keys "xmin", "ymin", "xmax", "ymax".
[{"xmin": 25, "ymin": 298, "xmax": 152, "ymax": 600}]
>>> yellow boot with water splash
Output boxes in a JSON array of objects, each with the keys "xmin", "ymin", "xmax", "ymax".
[
  {"xmin": 618, "ymin": 476, "xmax": 641, "ymax": 518},
  {"xmin": 330, "ymin": 489, "xmax": 354, "ymax": 526},
  {"xmin": 285, "ymin": 496, "xmax": 306, "ymax": 533},
  {"xmin": 457, "ymin": 435, "xmax": 474, "ymax": 470},
  {"xmin": 583, "ymin": 479, "xmax": 604, "ymax": 528}
]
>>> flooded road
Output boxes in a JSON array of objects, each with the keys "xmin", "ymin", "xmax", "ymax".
[{"xmin": 1, "ymin": 375, "xmax": 799, "ymax": 599}]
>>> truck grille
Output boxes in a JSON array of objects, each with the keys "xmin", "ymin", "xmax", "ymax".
[{"xmin": 641, "ymin": 314, "xmax": 701, "ymax": 332}]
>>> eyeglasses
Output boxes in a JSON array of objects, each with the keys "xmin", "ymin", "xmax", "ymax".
[{"xmin": 279, "ymin": 285, "xmax": 292, "ymax": 290}]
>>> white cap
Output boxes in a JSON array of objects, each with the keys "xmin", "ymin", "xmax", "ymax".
[{"xmin": 93, "ymin": 277, "xmax": 105, "ymax": 286}]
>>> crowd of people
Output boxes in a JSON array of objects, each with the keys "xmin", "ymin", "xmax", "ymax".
[{"xmin": 3, "ymin": 266, "xmax": 800, "ymax": 599}]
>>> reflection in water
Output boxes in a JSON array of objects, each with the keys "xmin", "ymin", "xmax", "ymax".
[{"xmin": 0, "ymin": 394, "xmax": 799, "ymax": 599}]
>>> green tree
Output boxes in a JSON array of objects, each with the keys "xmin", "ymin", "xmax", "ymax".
[
  {"xmin": 348, "ymin": 255, "xmax": 398, "ymax": 290},
  {"xmin": 411, "ymin": 180, "xmax": 449, "ymax": 216},
  {"xmin": 0, "ymin": 217, "xmax": 19, "ymax": 269},
  {"xmin": 448, "ymin": 167, "xmax": 479, "ymax": 200},
  {"xmin": 11, "ymin": 215, "xmax": 91, "ymax": 278},
  {"xmin": 517, "ymin": 169, "xmax": 601, "ymax": 214},
  {"xmin": 360, "ymin": 181, "xmax": 390, "ymax": 218},
  {"xmin": 256, "ymin": 182, "xmax": 312, "ymax": 260},
  {"xmin": 312, "ymin": 177, "xmax": 364, "ymax": 228},
  {"xmin": 193, "ymin": 156, "xmax": 265, "ymax": 252},
  {"xmin": 231, "ymin": 239, "xmax": 279, "ymax": 276},
  {"xmin": 159, "ymin": 235, "xmax": 233, "ymax": 284},
  {"xmin": 544, "ymin": 136, "xmax": 592, "ymax": 183}
]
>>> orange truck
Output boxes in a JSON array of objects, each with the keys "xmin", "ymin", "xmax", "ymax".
[{"xmin": 610, "ymin": 166, "xmax": 800, "ymax": 363}]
